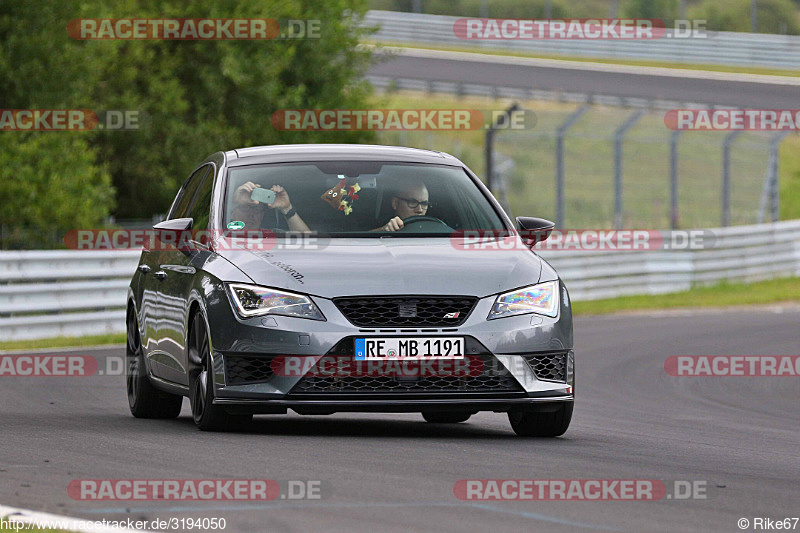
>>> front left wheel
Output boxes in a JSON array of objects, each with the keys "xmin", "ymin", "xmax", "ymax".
[
  {"xmin": 126, "ymin": 307, "xmax": 183, "ymax": 419},
  {"xmin": 188, "ymin": 312, "xmax": 252, "ymax": 431}
]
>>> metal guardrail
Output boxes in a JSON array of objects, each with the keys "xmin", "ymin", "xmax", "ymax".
[
  {"xmin": 0, "ymin": 221, "xmax": 798, "ymax": 341},
  {"xmin": 365, "ymin": 10, "xmax": 800, "ymax": 70},
  {"xmin": 0, "ymin": 250, "xmax": 140, "ymax": 341},
  {"xmin": 540, "ymin": 220, "xmax": 800, "ymax": 300}
]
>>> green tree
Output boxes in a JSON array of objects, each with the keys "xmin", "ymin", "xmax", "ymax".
[
  {"xmin": 87, "ymin": 0, "xmax": 377, "ymax": 218},
  {"xmin": 685, "ymin": 0, "xmax": 799, "ymax": 33},
  {"xmin": 0, "ymin": 0, "xmax": 115, "ymax": 243},
  {"xmin": 623, "ymin": 0, "xmax": 679, "ymax": 21},
  {"xmin": 0, "ymin": 133, "xmax": 113, "ymax": 244},
  {"xmin": 1, "ymin": 0, "xmax": 377, "ymax": 235}
]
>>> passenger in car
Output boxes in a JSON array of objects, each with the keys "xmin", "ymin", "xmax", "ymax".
[{"xmin": 230, "ymin": 182, "xmax": 310, "ymax": 232}]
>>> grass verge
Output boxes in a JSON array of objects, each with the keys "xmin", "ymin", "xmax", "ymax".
[
  {"xmin": 373, "ymin": 91, "xmax": 800, "ymax": 228},
  {"xmin": 0, "ymin": 333, "xmax": 125, "ymax": 352},
  {"xmin": 780, "ymin": 139, "xmax": 800, "ymax": 220},
  {"xmin": 572, "ymin": 276, "xmax": 800, "ymax": 315}
]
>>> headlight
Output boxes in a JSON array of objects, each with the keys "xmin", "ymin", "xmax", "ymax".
[
  {"xmin": 226, "ymin": 283, "xmax": 325, "ymax": 321},
  {"xmin": 488, "ymin": 280, "xmax": 559, "ymax": 319}
]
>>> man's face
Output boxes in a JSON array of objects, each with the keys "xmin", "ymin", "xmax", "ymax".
[{"xmin": 391, "ymin": 183, "xmax": 429, "ymax": 219}]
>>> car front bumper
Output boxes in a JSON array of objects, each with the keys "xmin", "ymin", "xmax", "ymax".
[{"xmin": 206, "ymin": 284, "xmax": 574, "ymax": 413}]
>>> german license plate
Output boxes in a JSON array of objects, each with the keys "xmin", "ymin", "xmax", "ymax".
[{"xmin": 354, "ymin": 337, "xmax": 465, "ymax": 360}]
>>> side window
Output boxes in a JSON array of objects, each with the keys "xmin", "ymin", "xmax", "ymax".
[
  {"xmin": 189, "ymin": 168, "xmax": 215, "ymax": 230},
  {"xmin": 170, "ymin": 165, "xmax": 209, "ymax": 220}
]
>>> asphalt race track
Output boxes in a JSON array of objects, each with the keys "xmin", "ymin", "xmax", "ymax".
[
  {"xmin": 2, "ymin": 308, "xmax": 798, "ymax": 532},
  {"xmin": 369, "ymin": 49, "xmax": 800, "ymax": 108}
]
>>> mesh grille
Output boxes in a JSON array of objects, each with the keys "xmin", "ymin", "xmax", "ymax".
[
  {"xmin": 289, "ymin": 350, "xmax": 522, "ymax": 395},
  {"xmin": 524, "ymin": 352, "xmax": 567, "ymax": 383},
  {"xmin": 224, "ymin": 355, "xmax": 276, "ymax": 385},
  {"xmin": 333, "ymin": 296, "xmax": 477, "ymax": 327}
]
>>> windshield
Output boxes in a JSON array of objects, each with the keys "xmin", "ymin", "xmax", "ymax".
[{"xmin": 223, "ymin": 161, "xmax": 506, "ymax": 236}]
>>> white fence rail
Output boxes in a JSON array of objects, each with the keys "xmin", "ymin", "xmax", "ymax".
[
  {"xmin": 1, "ymin": 221, "xmax": 799, "ymax": 341},
  {"xmin": 0, "ymin": 250, "xmax": 140, "ymax": 341},
  {"xmin": 540, "ymin": 221, "xmax": 800, "ymax": 300},
  {"xmin": 365, "ymin": 10, "xmax": 800, "ymax": 70}
]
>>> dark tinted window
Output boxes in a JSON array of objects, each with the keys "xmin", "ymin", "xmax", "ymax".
[
  {"xmin": 189, "ymin": 167, "xmax": 215, "ymax": 230},
  {"xmin": 171, "ymin": 165, "xmax": 209, "ymax": 219}
]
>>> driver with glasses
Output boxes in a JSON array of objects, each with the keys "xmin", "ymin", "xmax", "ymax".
[{"xmin": 375, "ymin": 179, "xmax": 432, "ymax": 232}]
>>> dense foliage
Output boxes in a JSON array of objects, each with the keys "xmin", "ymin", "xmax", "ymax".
[{"xmin": 0, "ymin": 0, "xmax": 375, "ymax": 239}]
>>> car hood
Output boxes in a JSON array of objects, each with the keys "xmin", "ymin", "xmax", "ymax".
[{"xmin": 216, "ymin": 237, "xmax": 543, "ymax": 299}]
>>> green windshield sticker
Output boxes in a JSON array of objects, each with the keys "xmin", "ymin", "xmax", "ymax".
[{"xmin": 227, "ymin": 220, "xmax": 245, "ymax": 230}]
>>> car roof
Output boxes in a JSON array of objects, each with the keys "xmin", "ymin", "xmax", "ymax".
[{"xmin": 222, "ymin": 144, "xmax": 464, "ymax": 167}]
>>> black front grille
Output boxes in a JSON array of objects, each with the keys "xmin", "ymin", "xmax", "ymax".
[
  {"xmin": 224, "ymin": 355, "xmax": 276, "ymax": 385},
  {"xmin": 524, "ymin": 352, "xmax": 567, "ymax": 383},
  {"xmin": 333, "ymin": 296, "xmax": 477, "ymax": 327},
  {"xmin": 289, "ymin": 343, "xmax": 522, "ymax": 395}
]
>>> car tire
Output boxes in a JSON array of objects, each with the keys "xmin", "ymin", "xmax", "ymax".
[
  {"xmin": 422, "ymin": 411, "xmax": 472, "ymax": 424},
  {"xmin": 508, "ymin": 402, "xmax": 573, "ymax": 437},
  {"xmin": 126, "ymin": 307, "xmax": 183, "ymax": 419},
  {"xmin": 188, "ymin": 312, "xmax": 252, "ymax": 432}
]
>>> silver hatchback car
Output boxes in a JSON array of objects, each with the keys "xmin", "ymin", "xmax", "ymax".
[{"xmin": 126, "ymin": 144, "xmax": 574, "ymax": 436}]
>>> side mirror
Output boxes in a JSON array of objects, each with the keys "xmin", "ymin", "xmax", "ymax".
[
  {"xmin": 153, "ymin": 218, "xmax": 193, "ymax": 231},
  {"xmin": 152, "ymin": 218, "xmax": 194, "ymax": 253},
  {"xmin": 515, "ymin": 217, "xmax": 555, "ymax": 245}
]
